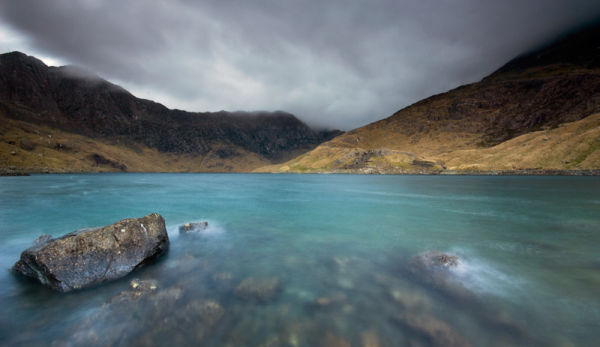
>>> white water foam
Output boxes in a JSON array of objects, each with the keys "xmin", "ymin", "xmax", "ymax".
[{"xmin": 446, "ymin": 247, "xmax": 522, "ymax": 298}]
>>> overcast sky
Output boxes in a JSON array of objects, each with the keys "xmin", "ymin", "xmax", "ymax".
[{"xmin": 1, "ymin": 1, "xmax": 600, "ymax": 130}]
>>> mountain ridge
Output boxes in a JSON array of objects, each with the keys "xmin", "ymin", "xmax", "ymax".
[
  {"xmin": 0, "ymin": 51, "xmax": 342, "ymax": 173},
  {"xmin": 260, "ymin": 22, "xmax": 600, "ymax": 174}
]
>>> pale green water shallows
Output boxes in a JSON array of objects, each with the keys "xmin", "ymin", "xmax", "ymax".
[{"xmin": 0, "ymin": 174, "xmax": 599, "ymax": 346}]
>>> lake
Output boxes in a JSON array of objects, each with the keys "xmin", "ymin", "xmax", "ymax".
[{"xmin": 1, "ymin": 174, "xmax": 599, "ymax": 346}]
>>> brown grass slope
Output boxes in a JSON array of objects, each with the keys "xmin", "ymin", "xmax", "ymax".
[
  {"xmin": 0, "ymin": 113, "xmax": 273, "ymax": 174},
  {"xmin": 259, "ymin": 22, "xmax": 600, "ymax": 174}
]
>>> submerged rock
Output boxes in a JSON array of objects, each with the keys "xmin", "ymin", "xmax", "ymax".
[
  {"xmin": 69, "ymin": 283, "xmax": 185, "ymax": 346},
  {"xmin": 388, "ymin": 288, "xmax": 429, "ymax": 311},
  {"xmin": 108, "ymin": 278, "xmax": 162, "ymax": 304},
  {"xmin": 408, "ymin": 251, "xmax": 462, "ymax": 283},
  {"xmin": 320, "ymin": 332, "xmax": 351, "ymax": 347},
  {"xmin": 179, "ymin": 221, "xmax": 209, "ymax": 234},
  {"xmin": 361, "ymin": 329, "xmax": 381, "ymax": 347},
  {"xmin": 235, "ymin": 277, "xmax": 282, "ymax": 302},
  {"xmin": 130, "ymin": 278, "xmax": 158, "ymax": 292},
  {"xmin": 406, "ymin": 251, "xmax": 475, "ymax": 301},
  {"xmin": 393, "ymin": 313, "xmax": 471, "ymax": 347},
  {"xmin": 310, "ymin": 292, "xmax": 347, "ymax": 309},
  {"xmin": 139, "ymin": 298, "xmax": 224, "ymax": 344},
  {"xmin": 211, "ymin": 272, "xmax": 234, "ymax": 291},
  {"xmin": 13, "ymin": 213, "xmax": 169, "ymax": 292}
]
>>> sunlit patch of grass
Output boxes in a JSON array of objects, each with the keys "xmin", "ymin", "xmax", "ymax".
[
  {"xmin": 262, "ymin": 113, "xmax": 600, "ymax": 173},
  {"xmin": 568, "ymin": 138, "xmax": 600, "ymax": 168}
]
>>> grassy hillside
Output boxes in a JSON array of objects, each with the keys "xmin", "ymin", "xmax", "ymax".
[
  {"xmin": 0, "ymin": 114, "xmax": 273, "ymax": 174},
  {"xmin": 258, "ymin": 113, "xmax": 599, "ymax": 174}
]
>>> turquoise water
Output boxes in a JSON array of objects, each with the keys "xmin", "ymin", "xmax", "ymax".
[{"xmin": 1, "ymin": 174, "xmax": 599, "ymax": 346}]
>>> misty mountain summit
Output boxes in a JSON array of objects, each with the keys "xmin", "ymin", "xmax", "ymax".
[{"xmin": 0, "ymin": 51, "xmax": 341, "ymax": 174}]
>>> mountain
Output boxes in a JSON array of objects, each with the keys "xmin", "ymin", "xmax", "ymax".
[
  {"xmin": 260, "ymin": 22, "xmax": 600, "ymax": 174},
  {"xmin": 0, "ymin": 51, "xmax": 341, "ymax": 174}
]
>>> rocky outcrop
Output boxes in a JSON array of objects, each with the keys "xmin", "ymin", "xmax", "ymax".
[{"xmin": 13, "ymin": 213, "xmax": 169, "ymax": 292}]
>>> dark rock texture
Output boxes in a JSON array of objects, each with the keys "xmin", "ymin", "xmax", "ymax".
[
  {"xmin": 0, "ymin": 51, "xmax": 342, "ymax": 162},
  {"xmin": 13, "ymin": 213, "xmax": 169, "ymax": 292}
]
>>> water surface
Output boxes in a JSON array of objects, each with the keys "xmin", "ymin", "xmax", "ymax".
[{"xmin": 1, "ymin": 174, "xmax": 599, "ymax": 346}]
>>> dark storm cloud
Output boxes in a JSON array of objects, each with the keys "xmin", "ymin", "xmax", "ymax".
[{"xmin": 1, "ymin": 0, "xmax": 600, "ymax": 130}]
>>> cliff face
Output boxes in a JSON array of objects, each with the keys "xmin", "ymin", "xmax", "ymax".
[
  {"xmin": 0, "ymin": 51, "xmax": 341, "ymax": 173},
  {"xmin": 261, "ymin": 22, "xmax": 600, "ymax": 174}
]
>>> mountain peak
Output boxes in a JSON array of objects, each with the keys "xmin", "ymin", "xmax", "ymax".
[
  {"xmin": 490, "ymin": 21, "xmax": 600, "ymax": 79},
  {"xmin": 0, "ymin": 51, "xmax": 47, "ymax": 68}
]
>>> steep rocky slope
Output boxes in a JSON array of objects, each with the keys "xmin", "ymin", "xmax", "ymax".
[
  {"xmin": 261, "ymin": 22, "xmax": 600, "ymax": 174},
  {"xmin": 0, "ymin": 113, "xmax": 274, "ymax": 174},
  {"xmin": 0, "ymin": 52, "xmax": 341, "ymax": 173}
]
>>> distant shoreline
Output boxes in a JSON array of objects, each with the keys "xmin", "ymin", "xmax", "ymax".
[{"xmin": 2, "ymin": 169, "xmax": 599, "ymax": 176}]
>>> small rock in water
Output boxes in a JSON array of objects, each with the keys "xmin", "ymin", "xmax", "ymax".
[
  {"xmin": 12, "ymin": 213, "xmax": 169, "ymax": 292},
  {"xmin": 311, "ymin": 292, "xmax": 347, "ymax": 308},
  {"xmin": 414, "ymin": 251, "xmax": 460, "ymax": 269},
  {"xmin": 406, "ymin": 251, "xmax": 475, "ymax": 301},
  {"xmin": 235, "ymin": 277, "xmax": 282, "ymax": 302},
  {"xmin": 179, "ymin": 221, "xmax": 209, "ymax": 234},
  {"xmin": 407, "ymin": 251, "xmax": 461, "ymax": 281}
]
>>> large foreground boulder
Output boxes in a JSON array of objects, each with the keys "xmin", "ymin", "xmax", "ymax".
[{"xmin": 13, "ymin": 213, "xmax": 169, "ymax": 292}]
